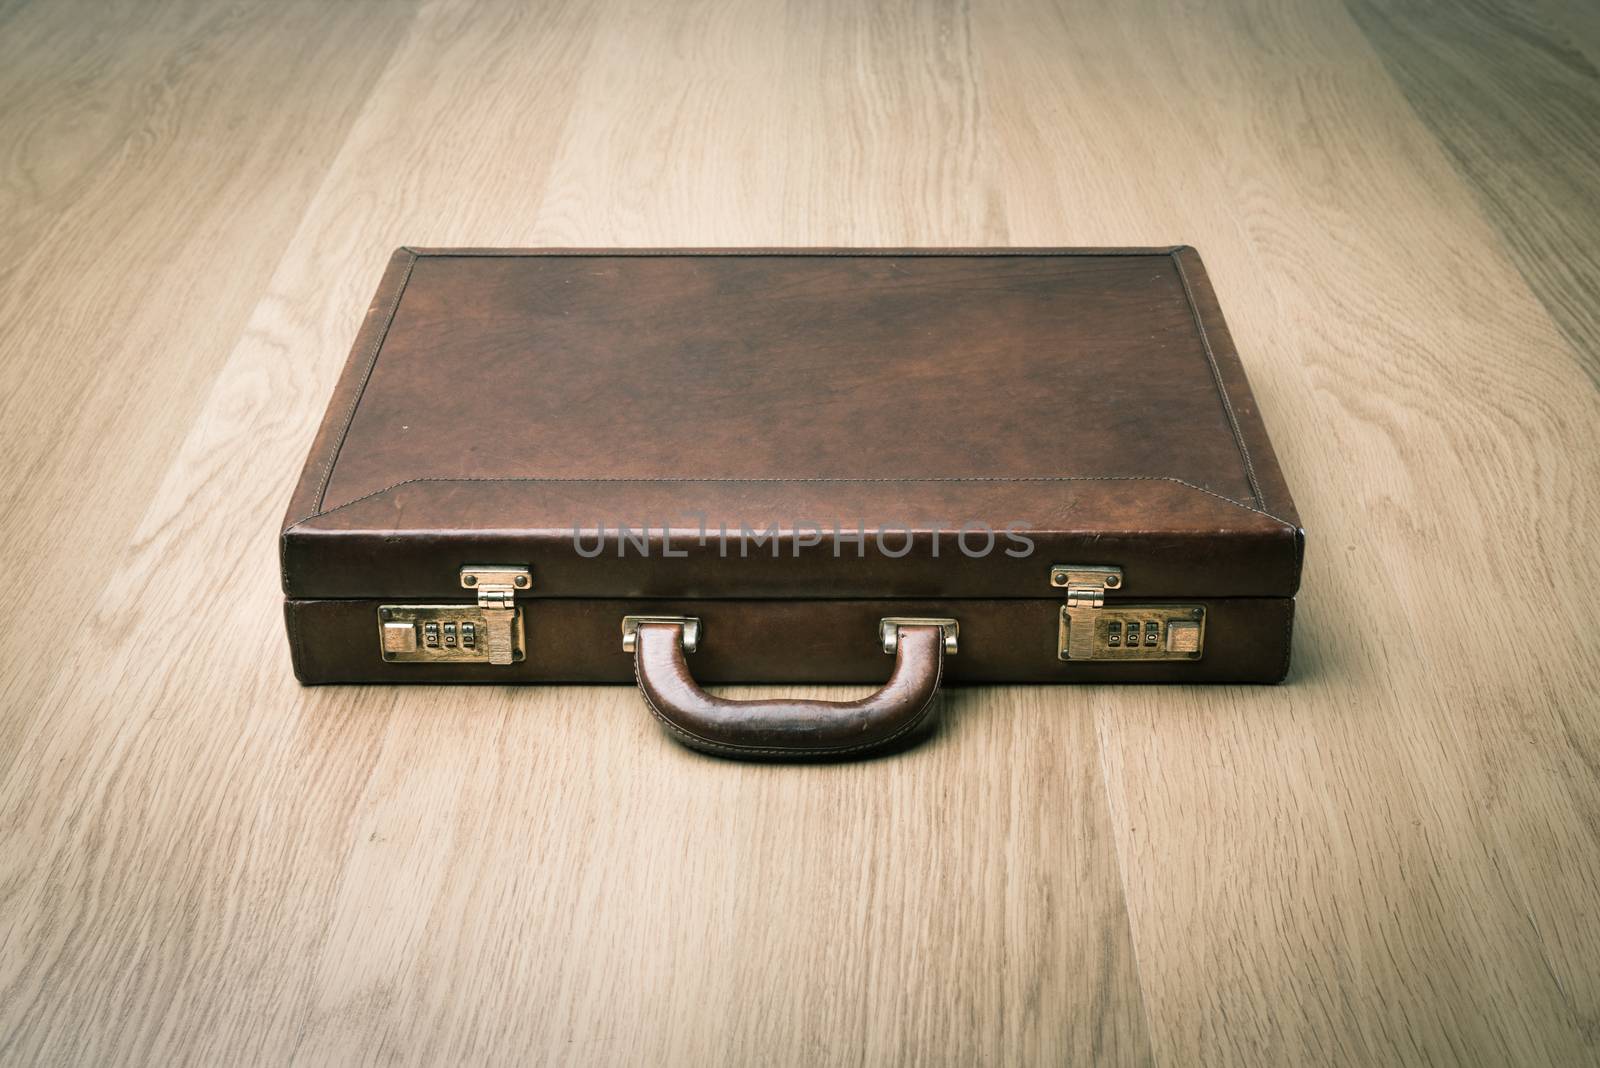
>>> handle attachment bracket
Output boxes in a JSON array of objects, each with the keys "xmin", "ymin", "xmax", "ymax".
[
  {"xmin": 878, "ymin": 617, "xmax": 959, "ymax": 655},
  {"xmin": 621, "ymin": 615, "xmax": 702, "ymax": 653}
]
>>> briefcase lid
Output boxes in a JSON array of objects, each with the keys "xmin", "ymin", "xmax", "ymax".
[{"xmin": 282, "ymin": 248, "xmax": 1302, "ymax": 601}]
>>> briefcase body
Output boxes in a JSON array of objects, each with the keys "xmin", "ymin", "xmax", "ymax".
[{"xmin": 282, "ymin": 248, "xmax": 1303, "ymax": 754}]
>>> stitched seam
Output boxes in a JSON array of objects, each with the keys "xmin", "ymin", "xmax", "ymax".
[
  {"xmin": 632, "ymin": 635, "xmax": 944, "ymax": 758},
  {"xmin": 284, "ymin": 474, "xmax": 1297, "ymax": 530},
  {"xmin": 1170, "ymin": 249, "xmax": 1264, "ymax": 509},
  {"xmin": 308, "ymin": 249, "xmax": 418, "ymax": 516}
]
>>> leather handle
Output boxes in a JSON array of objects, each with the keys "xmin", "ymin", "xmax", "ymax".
[{"xmin": 631, "ymin": 622, "xmax": 947, "ymax": 759}]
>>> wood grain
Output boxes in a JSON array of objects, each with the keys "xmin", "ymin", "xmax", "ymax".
[
  {"xmin": 0, "ymin": 0, "xmax": 422, "ymax": 764},
  {"xmin": 1346, "ymin": 0, "xmax": 1600, "ymax": 387},
  {"xmin": 1, "ymin": 0, "xmax": 1597, "ymax": 1064}
]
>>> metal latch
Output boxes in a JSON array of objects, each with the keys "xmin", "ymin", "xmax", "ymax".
[
  {"xmin": 378, "ymin": 565, "xmax": 531, "ymax": 666},
  {"xmin": 879, "ymin": 617, "xmax": 959, "ymax": 655},
  {"xmin": 460, "ymin": 566, "xmax": 531, "ymax": 665},
  {"xmin": 1051, "ymin": 564, "xmax": 1205, "ymax": 662},
  {"xmin": 621, "ymin": 616, "xmax": 702, "ymax": 653}
]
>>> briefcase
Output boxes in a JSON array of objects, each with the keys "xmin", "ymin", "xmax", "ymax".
[{"xmin": 282, "ymin": 248, "xmax": 1304, "ymax": 758}]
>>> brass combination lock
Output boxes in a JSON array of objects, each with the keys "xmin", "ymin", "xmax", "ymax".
[
  {"xmin": 1051, "ymin": 565, "xmax": 1205, "ymax": 662},
  {"xmin": 378, "ymin": 566, "xmax": 530, "ymax": 666}
]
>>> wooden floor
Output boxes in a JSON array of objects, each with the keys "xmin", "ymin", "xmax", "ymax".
[{"xmin": 3, "ymin": 1, "xmax": 1598, "ymax": 1064}]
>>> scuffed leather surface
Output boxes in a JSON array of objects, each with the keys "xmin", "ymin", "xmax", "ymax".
[
  {"xmin": 281, "ymin": 249, "xmax": 1303, "ymax": 603},
  {"xmin": 322, "ymin": 252, "xmax": 1255, "ymax": 504},
  {"xmin": 632, "ymin": 622, "xmax": 944, "ymax": 758}
]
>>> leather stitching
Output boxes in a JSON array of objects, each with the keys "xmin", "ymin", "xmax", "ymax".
[
  {"xmin": 1170, "ymin": 249, "xmax": 1265, "ymax": 509},
  {"xmin": 631, "ymin": 628, "xmax": 944, "ymax": 758}
]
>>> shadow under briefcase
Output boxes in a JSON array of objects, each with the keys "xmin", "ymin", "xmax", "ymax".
[{"xmin": 282, "ymin": 248, "xmax": 1304, "ymax": 758}]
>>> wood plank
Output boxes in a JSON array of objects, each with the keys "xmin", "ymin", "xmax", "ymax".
[
  {"xmin": 0, "ymin": 0, "xmax": 421, "ymax": 764},
  {"xmin": 0, "ymin": 0, "xmax": 597, "ymax": 1058},
  {"xmin": 1345, "ymin": 0, "xmax": 1600, "ymax": 387},
  {"xmin": 285, "ymin": 693, "xmax": 1145, "ymax": 1065},
  {"xmin": 1532, "ymin": 0, "xmax": 1600, "ymax": 69},
  {"xmin": 774, "ymin": 0, "xmax": 1002, "ymax": 245},
  {"xmin": 965, "ymin": 0, "xmax": 1599, "ymax": 1062}
]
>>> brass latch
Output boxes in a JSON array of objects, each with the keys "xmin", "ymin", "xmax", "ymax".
[
  {"xmin": 378, "ymin": 565, "xmax": 531, "ymax": 666},
  {"xmin": 460, "ymin": 566, "xmax": 531, "ymax": 665},
  {"xmin": 1052, "ymin": 565, "xmax": 1123, "ymax": 661},
  {"xmin": 1051, "ymin": 564, "xmax": 1205, "ymax": 662}
]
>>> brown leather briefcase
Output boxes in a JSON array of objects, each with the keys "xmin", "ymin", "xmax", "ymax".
[{"xmin": 282, "ymin": 248, "xmax": 1304, "ymax": 758}]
